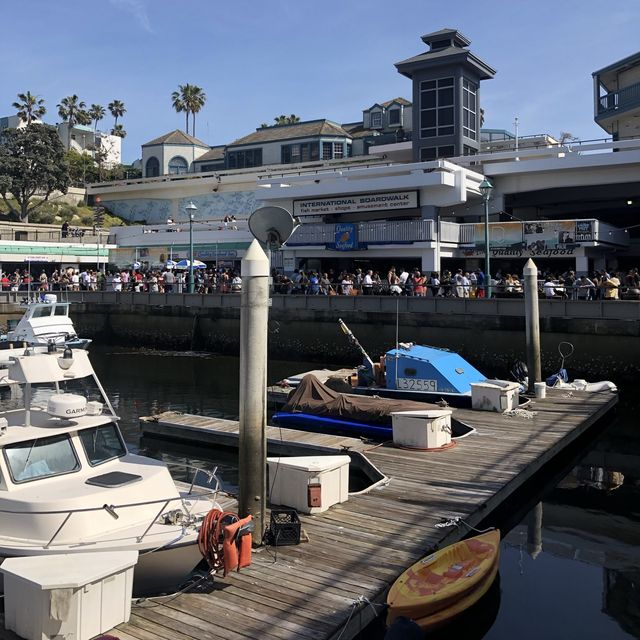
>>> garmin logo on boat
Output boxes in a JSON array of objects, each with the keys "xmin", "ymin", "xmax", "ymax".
[
  {"xmin": 65, "ymin": 407, "xmax": 86, "ymax": 416},
  {"xmin": 47, "ymin": 394, "xmax": 88, "ymax": 419}
]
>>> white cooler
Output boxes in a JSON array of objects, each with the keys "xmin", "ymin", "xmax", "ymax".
[
  {"xmin": 391, "ymin": 409, "xmax": 453, "ymax": 449},
  {"xmin": 1, "ymin": 551, "xmax": 138, "ymax": 640},
  {"xmin": 267, "ymin": 455, "xmax": 350, "ymax": 514},
  {"xmin": 471, "ymin": 379, "xmax": 521, "ymax": 413}
]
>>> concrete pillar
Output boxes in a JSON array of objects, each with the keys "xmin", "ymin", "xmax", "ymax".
[
  {"xmin": 523, "ymin": 258, "xmax": 542, "ymax": 393},
  {"xmin": 421, "ymin": 250, "xmax": 438, "ymax": 274},
  {"xmin": 238, "ymin": 239, "xmax": 269, "ymax": 541}
]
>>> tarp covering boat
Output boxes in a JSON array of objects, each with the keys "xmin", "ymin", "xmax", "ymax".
[{"xmin": 281, "ymin": 374, "xmax": 442, "ymax": 425}]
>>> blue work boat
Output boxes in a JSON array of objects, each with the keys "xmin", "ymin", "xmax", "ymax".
[{"xmin": 337, "ymin": 319, "xmax": 493, "ymax": 408}]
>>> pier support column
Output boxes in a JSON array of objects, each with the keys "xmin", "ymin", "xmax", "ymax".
[
  {"xmin": 523, "ymin": 258, "xmax": 542, "ymax": 393},
  {"xmin": 238, "ymin": 239, "xmax": 269, "ymax": 542},
  {"xmin": 526, "ymin": 502, "xmax": 543, "ymax": 559}
]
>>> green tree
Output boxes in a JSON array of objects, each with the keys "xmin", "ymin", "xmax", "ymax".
[
  {"xmin": 108, "ymin": 100, "xmax": 126, "ymax": 128},
  {"xmin": 111, "ymin": 124, "xmax": 126, "ymax": 138},
  {"xmin": 171, "ymin": 84, "xmax": 206, "ymax": 135},
  {"xmin": 184, "ymin": 85, "xmax": 206, "ymax": 137},
  {"xmin": 88, "ymin": 104, "xmax": 106, "ymax": 133},
  {"xmin": 274, "ymin": 114, "xmax": 301, "ymax": 126},
  {"xmin": 12, "ymin": 91, "xmax": 46, "ymax": 125},
  {"xmin": 57, "ymin": 95, "xmax": 89, "ymax": 148},
  {"xmin": 171, "ymin": 90, "xmax": 188, "ymax": 132},
  {"xmin": 65, "ymin": 149, "xmax": 99, "ymax": 184},
  {"xmin": 0, "ymin": 125, "xmax": 70, "ymax": 222}
]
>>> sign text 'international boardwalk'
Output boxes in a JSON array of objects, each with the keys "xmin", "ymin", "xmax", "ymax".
[{"xmin": 294, "ymin": 191, "xmax": 418, "ymax": 217}]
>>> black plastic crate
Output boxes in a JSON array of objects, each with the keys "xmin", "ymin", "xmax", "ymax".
[{"xmin": 268, "ymin": 508, "xmax": 301, "ymax": 546}]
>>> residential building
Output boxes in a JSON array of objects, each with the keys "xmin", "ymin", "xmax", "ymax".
[{"xmin": 593, "ymin": 50, "xmax": 640, "ymax": 140}]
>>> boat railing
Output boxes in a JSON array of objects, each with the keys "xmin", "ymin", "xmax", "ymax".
[{"xmin": 0, "ymin": 466, "xmax": 221, "ymax": 549}]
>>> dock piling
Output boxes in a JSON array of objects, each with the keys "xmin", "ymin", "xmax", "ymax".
[{"xmin": 523, "ymin": 258, "xmax": 542, "ymax": 393}]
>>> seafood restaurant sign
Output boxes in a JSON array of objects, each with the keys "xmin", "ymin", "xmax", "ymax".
[{"xmin": 294, "ymin": 191, "xmax": 418, "ymax": 217}]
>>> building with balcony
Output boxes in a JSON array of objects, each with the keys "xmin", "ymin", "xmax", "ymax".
[{"xmin": 593, "ymin": 50, "xmax": 640, "ymax": 140}]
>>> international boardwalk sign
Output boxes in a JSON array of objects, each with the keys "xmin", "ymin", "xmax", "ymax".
[{"xmin": 294, "ymin": 191, "xmax": 418, "ymax": 217}]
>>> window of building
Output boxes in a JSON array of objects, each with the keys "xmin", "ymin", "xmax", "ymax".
[
  {"xmin": 199, "ymin": 164, "xmax": 219, "ymax": 172},
  {"xmin": 227, "ymin": 148, "xmax": 263, "ymax": 169},
  {"xmin": 463, "ymin": 145, "xmax": 477, "ymax": 156},
  {"xmin": 462, "ymin": 79, "xmax": 477, "ymax": 140},
  {"xmin": 420, "ymin": 145, "xmax": 455, "ymax": 161},
  {"xmin": 388, "ymin": 109, "xmax": 401, "ymax": 126},
  {"xmin": 322, "ymin": 142, "xmax": 333, "ymax": 160},
  {"xmin": 168, "ymin": 156, "xmax": 189, "ymax": 175},
  {"xmin": 420, "ymin": 77, "xmax": 455, "ymax": 138},
  {"xmin": 145, "ymin": 156, "xmax": 160, "ymax": 178},
  {"xmin": 333, "ymin": 142, "xmax": 344, "ymax": 159},
  {"xmin": 370, "ymin": 111, "xmax": 382, "ymax": 128},
  {"xmin": 281, "ymin": 142, "xmax": 320, "ymax": 164}
]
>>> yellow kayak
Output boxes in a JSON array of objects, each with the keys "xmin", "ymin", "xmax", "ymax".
[
  {"xmin": 413, "ymin": 559, "xmax": 499, "ymax": 632},
  {"xmin": 386, "ymin": 529, "xmax": 500, "ymax": 625}
]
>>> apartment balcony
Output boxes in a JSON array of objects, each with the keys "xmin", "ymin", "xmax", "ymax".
[{"xmin": 596, "ymin": 81, "xmax": 640, "ymax": 120}]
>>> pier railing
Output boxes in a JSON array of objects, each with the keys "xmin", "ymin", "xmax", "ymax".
[{"xmin": 3, "ymin": 290, "xmax": 639, "ymax": 321}]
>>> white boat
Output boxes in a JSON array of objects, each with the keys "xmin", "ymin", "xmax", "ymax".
[
  {"xmin": 0, "ymin": 346, "xmax": 221, "ymax": 595},
  {"xmin": 2, "ymin": 295, "xmax": 91, "ymax": 350}
]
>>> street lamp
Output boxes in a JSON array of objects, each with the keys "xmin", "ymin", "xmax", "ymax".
[
  {"xmin": 186, "ymin": 201, "xmax": 197, "ymax": 293},
  {"xmin": 479, "ymin": 178, "xmax": 493, "ymax": 298}
]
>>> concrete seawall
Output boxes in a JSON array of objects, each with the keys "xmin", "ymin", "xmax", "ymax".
[{"xmin": 8, "ymin": 291, "xmax": 632, "ymax": 383}]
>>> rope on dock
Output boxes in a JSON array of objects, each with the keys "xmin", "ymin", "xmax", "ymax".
[{"xmin": 502, "ymin": 407, "xmax": 538, "ymax": 419}]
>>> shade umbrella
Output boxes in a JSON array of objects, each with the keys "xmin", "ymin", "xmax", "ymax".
[
  {"xmin": 175, "ymin": 259, "xmax": 206, "ymax": 269},
  {"xmin": 165, "ymin": 259, "xmax": 177, "ymax": 269}
]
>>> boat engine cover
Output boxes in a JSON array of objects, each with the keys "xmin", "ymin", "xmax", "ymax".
[{"xmin": 47, "ymin": 394, "xmax": 87, "ymax": 418}]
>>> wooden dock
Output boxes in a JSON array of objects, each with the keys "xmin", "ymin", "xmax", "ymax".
[{"xmin": 0, "ymin": 390, "xmax": 616, "ymax": 640}]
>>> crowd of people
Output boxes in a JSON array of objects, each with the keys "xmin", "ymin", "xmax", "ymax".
[
  {"xmin": 2, "ymin": 265, "xmax": 638, "ymax": 300},
  {"xmin": 270, "ymin": 266, "xmax": 640, "ymax": 300},
  {"xmin": 0, "ymin": 266, "xmax": 244, "ymax": 294}
]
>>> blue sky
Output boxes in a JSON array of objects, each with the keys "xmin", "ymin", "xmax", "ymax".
[{"xmin": 1, "ymin": 0, "xmax": 638, "ymax": 163}]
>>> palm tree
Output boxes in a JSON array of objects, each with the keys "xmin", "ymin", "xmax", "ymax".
[
  {"xmin": 57, "ymin": 94, "xmax": 88, "ymax": 148},
  {"xmin": 111, "ymin": 124, "xmax": 127, "ymax": 138},
  {"xmin": 171, "ymin": 90, "xmax": 188, "ymax": 133},
  {"xmin": 108, "ymin": 100, "xmax": 126, "ymax": 128},
  {"xmin": 12, "ymin": 91, "xmax": 46, "ymax": 125},
  {"xmin": 184, "ymin": 85, "xmax": 206, "ymax": 137},
  {"xmin": 274, "ymin": 114, "xmax": 301, "ymax": 126},
  {"xmin": 171, "ymin": 84, "xmax": 206, "ymax": 136},
  {"xmin": 88, "ymin": 104, "xmax": 106, "ymax": 133}
]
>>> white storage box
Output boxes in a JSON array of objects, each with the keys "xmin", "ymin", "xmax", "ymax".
[
  {"xmin": 1, "ymin": 551, "xmax": 138, "ymax": 640},
  {"xmin": 471, "ymin": 380, "xmax": 521, "ymax": 413},
  {"xmin": 267, "ymin": 455, "xmax": 350, "ymax": 514},
  {"xmin": 391, "ymin": 409, "xmax": 453, "ymax": 449}
]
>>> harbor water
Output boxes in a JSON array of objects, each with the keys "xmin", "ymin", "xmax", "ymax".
[{"xmin": 87, "ymin": 345, "xmax": 638, "ymax": 639}]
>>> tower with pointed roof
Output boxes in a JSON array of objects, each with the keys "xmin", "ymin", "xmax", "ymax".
[{"xmin": 395, "ymin": 28, "xmax": 495, "ymax": 162}]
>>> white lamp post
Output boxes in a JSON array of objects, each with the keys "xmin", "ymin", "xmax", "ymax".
[
  {"xmin": 479, "ymin": 178, "xmax": 493, "ymax": 298},
  {"xmin": 185, "ymin": 201, "xmax": 197, "ymax": 293}
]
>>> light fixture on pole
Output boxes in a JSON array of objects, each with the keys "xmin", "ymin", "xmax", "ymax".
[
  {"xmin": 479, "ymin": 178, "xmax": 493, "ymax": 299},
  {"xmin": 186, "ymin": 201, "xmax": 197, "ymax": 293}
]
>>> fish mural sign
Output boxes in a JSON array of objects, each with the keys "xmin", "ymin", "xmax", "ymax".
[{"xmin": 335, "ymin": 223, "xmax": 358, "ymax": 250}]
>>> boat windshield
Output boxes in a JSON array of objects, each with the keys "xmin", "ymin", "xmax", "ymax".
[
  {"xmin": 79, "ymin": 425, "xmax": 127, "ymax": 466},
  {"xmin": 4, "ymin": 434, "xmax": 80, "ymax": 483},
  {"xmin": 32, "ymin": 306, "xmax": 53, "ymax": 318}
]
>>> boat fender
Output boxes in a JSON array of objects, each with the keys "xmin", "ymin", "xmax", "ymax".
[{"xmin": 222, "ymin": 515, "xmax": 253, "ymax": 576}]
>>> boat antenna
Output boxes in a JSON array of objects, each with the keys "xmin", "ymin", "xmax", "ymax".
[{"xmin": 395, "ymin": 295, "xmax": 399, "ymax": 352}]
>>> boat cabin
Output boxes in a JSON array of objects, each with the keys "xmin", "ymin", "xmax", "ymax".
[{"xmin": 371, "ymin": 344, "xmax": 486, "ymax": 394}]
